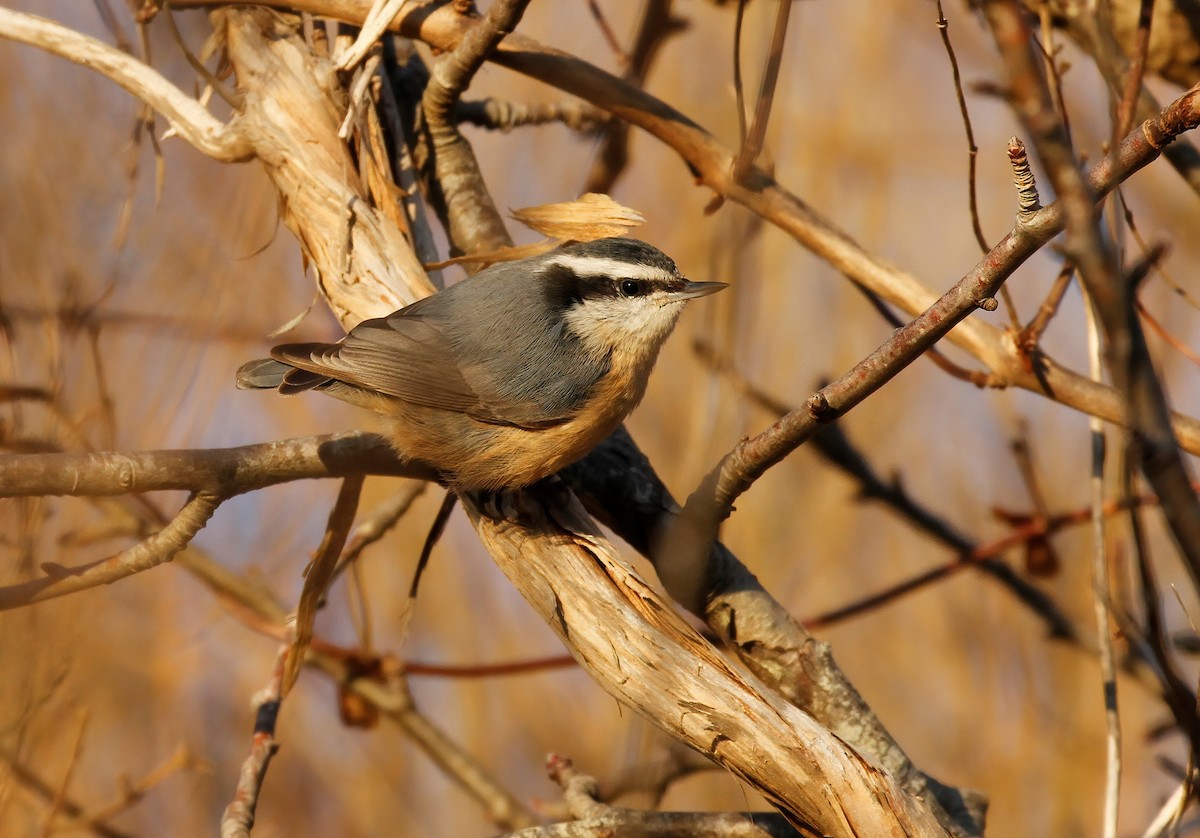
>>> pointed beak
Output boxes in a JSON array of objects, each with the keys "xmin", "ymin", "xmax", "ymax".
[{"xmin": 672, "ymin": 280, "xmax": 728, "ymax": 301}]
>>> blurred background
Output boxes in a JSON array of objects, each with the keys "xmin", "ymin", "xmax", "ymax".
[{"xmin": 3, "ymin": 1, "xmax": 1200, "ymax": 835}]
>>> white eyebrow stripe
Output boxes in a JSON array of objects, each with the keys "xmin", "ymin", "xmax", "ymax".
[{"xmin": 543, "ymin": 254, "xmax": 675, "ymax": 281}]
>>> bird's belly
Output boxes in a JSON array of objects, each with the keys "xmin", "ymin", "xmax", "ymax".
[{"xmin": 384, "ymin": 362, "xmax": 649, "ymax": 491}]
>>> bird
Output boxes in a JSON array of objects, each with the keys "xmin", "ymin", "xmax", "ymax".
[{"xmin": 236, "ymin": 237, "xmax": 726, "ymax": 491}]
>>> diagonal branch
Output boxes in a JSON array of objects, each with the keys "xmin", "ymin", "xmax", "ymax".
[
  {"xmin": 462, "ymin": 483, "xmax": 954, "ymax": 836},
  {"xmin": 0, "ymin": 7, "xmax": 252, "ymax": 161},
  {"xmin": 658, "ymin": 82, "xmax": 1200, "ymax": 616},
  {"xmin": 0, "ymin": 490, "xmax": 222, "ymax": 610}
]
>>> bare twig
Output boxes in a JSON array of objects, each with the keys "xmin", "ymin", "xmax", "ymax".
[
  {"xmin": 0, "ymin": 7, "xmax": 251, "ymax": 160},
  {"xmin": 502, "ymin": 754, "xmax": 797, "ymax": 838},
  {"xmin": 161, "ymin": 1, "xmax": 241, "ymax": 108},
  {"xmin": 1084, "ymin": 281, "xmax": 1121, "ymax": 838},
  {"xmin": 220, "ymin": 646, "xmax": 285, "ymax": 838},
  {"xmin": 732, "ymin": 0, "xmax": 792, "ymax": 181},
  {"xmin": 985, "ymin": 1, "xmax": 1200, "ymax": 607},
  {"xmin": 1114, "ymin": 0, "xmax": 1156, "ymax": 142},
  {"xmin": 330, "ymin": 481, "xmax": 428, "ymax": 583},
  {"xmin": 694, "ymin": 341, "xmax": 1079, "ymax": 641},
  {"xmin": 408, "ymin": 490, "xmax": 456, "ymax": 599},
  {"xmin": 936, "ymin": 0, "xmax": 1020, "ymax": 328},
  {"xmin": 0, "ymin": 490, "xmax": 221, "ymax": 610},
  {"xmin": 405, "ymin": 654, "xmax": 576, "ymax": 678},
  {"xmin": 1018, "ymin": 261, "xmax": 1074, "ymax": 354},
  {"xmin": 283, "ymin": 475, "xmax": 364, "ymax": 694}
]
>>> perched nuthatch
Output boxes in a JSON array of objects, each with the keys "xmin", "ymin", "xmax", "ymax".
[{"xmin": 237, "ymin": 237, "xmax": 725, "ymax": 490}]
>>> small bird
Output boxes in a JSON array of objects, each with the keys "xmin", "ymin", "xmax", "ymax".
[{"xmin": 237, "ymin": 237, "xmax": 725, "ymax": 490}]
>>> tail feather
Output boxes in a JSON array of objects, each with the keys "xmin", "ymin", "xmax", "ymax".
[
  {"xmin": 238, "ymin": 356, "xmax": 340, "ymax": 393},
  {"xmin": 236, "ymin": 355, "xmax": 383, "ymax": 410}
]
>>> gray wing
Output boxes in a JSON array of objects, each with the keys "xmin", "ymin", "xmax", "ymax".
[{"xmin": 269, "ymin": 309, "xmax": 577, "ymax": 429}]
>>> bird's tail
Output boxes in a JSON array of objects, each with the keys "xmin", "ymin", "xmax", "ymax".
[
  {"xmin": 235, "ymin": 358, "xmax": 292, "ymax": 390},
  {"xmin": 235, "ymin": 356, "xmax": 330, "ymax": 394}
]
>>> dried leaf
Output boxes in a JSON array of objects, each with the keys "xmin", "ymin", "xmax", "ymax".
[{"xmin": 510, "ymin": 192, "xmax": 643, "ymax": 241}]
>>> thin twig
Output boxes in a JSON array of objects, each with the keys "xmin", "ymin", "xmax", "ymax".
[
  {"xmin": 283, "ymin": 475, "xmax": 364, "ymax": 694},
  {"xmin": 985, "ymin": 1, "xmax": 1200, "ymax": 607},
  {"xmin": 409, "ymin": 490, "xmax": 457, "ymax": 599},
  {"xmin": 220, "ymin": 646, "xmax": 286, "ymax": 838},
  {"xmin": 693, "ymin": 339, "xmax": 1079, "ymax": 639},
  {"xmin": 935, "ymin": 0, "xmax": 1020, "ymax": 328},
  {"xmin": 0, "ymin": 491, "xmax": 222, "ymax": 610},
  {"xmin": 1084, "ymin": 282, "xmax": 1121, "ymax": 838},
  {"xmin": 1018, "ymin": 261, "xmax": 1074, "ymax": 354},
  {"xmin": 161, "ymin": 1, "xmax": 242, "ymax": 107},
  {"xmin": 1114, "ymin": 0, "xmax": 1156, "ymax": 143},
  {"xmin": 330, "ymin": 481, "xmax": 428, "ymax": 583},
  {"xmin": 0, "ymin": 7, "xmax": 252, "ymax": 160},
  {"xmin": 732, "ymin": 0, "xmax": 792, "ymax": 180}
]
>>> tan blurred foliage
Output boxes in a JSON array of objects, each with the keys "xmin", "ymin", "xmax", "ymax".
[{"xmin": 2, "ymin": 1, "xmax": 1200, "ymax": 836}]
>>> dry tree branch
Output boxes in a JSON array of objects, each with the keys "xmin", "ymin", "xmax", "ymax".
[
  {"xmin": 732, "ymin": 0, "xmax": 792, "ymax": 181},
  {"xmin": 984, "ymin": 0, "xmax": 1200, "ymax": 599},
  {"xmin": 659, "ymin": 82, "xmax": 1200, "ymax": 620},
  {"xmin": 462, "ymin": 483, "xmax": 954, "ymax": 837},
  {"xmin": 419, "ymin": 0, "xmax": 528, "ymax": 255},
  {"xmin": 0, "ymin": 490, "xmax": 221, "ymax": 611},
  {"xmin": 0, "ymin": 7, "xmax": 252, "ymax": 161},
  {"xmin": 502, "ymin": 754, "xmax": 797, "ymax": 838},
  {"xmin": 694, "ymin": 340, "xmax": 1081, "ymax": 642},
  {"xmin": 220, "ymin": 646, "xmax": 285, "ymax": 838},
  {"xmin": 283, "ymin": 475, "xmax": 364, "ymax": 694},
  {"xmin": 0, "ymin": 435, "xmax": 431, "ymax": 608},
  {"xmin": 560, "ymin": 429, "xmax": 986, "ymax": 836},
  {"xmin": 0, "ymin": 432, "xmax": 429, "ymax": 499}
]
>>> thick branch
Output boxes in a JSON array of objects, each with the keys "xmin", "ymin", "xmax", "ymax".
[{"xmin": 462, "ymin": 483, "xmax": 953, "ymax": 837}]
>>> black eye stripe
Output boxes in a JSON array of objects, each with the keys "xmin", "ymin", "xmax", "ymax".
[{"xmin": 544, "ymin": 264, "xmax": 684, "ymax": 303}]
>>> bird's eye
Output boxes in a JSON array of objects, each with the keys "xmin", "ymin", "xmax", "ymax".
[{"xmin": 619, "ymin": 279, "xmax": 642, "ymax": 297}]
